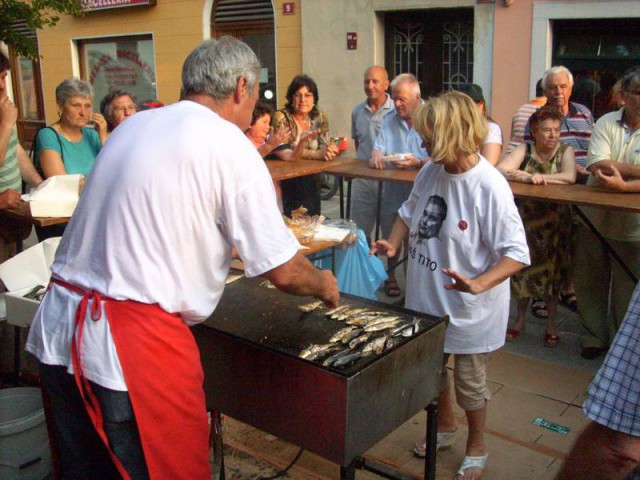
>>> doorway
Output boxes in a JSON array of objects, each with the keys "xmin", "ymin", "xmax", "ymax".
[
  {"xmin": 384, "ymin": 8, "xmax": 474, "ymax": 98},
  {"xmin": 211, "ymin": 0, "xmax": 277, "ymax": 106}
]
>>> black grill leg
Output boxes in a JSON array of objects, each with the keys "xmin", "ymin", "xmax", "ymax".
[
  {"xmin": 425, "ymin": 401, "xmax": 438, "ymax": 480},
  {"xmin": 340, "ymin": 460, "xmax": 356, "ymax": 480}
]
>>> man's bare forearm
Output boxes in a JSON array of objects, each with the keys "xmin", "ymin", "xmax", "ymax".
[{"xmin": 263, "ymin": 251, "xmax": 339, "ymax": 306}]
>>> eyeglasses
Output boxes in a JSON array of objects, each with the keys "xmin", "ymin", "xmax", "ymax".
[
  {"xmin": 293, "ymin": 93, "xmax": 314, "ymax": 101},
  {"xmin": 113, "ymin": 105, "xmax": 137, "ymax": 113}
]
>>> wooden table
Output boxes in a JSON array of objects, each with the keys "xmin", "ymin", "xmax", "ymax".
[
  {"xmin": 0, "ymin": 201, "xmax": 70, "ymax": 228},
  {"xmin": 326, "ymin": 158, "xmax": 640, "ymax": 281},
  {"xmin": 265, "ymin": 156, "xmax": 358, "ymax": 181},
  {"xmin": 325, "ymin": 158, "xmax": 640, "ymax": 214}
]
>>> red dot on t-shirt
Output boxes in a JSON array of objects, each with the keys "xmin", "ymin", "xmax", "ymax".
[{"xmin": 458, "ymin": 220, "xmax": 468, "ymax": 230}]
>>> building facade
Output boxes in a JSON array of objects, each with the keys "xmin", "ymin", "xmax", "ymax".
[{"xmin": 4, "ymin": 0, "xmax": 640, "ymax": 148}]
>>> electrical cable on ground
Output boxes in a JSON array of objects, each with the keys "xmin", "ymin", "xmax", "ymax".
[{"xmin": 257, "ymin": 448, "xmax": 305, "ymax": 480}]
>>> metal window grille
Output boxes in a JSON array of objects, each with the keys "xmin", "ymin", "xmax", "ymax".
[
  {"xmin": 392, "ymin": 23, "xmax": 424, "ymax": 80},
  {"xmin": 442, "ymin": 21, "xmax": 473, "ymax": 90}
]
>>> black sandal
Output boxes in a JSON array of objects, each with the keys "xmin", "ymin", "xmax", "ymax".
[{"xmin": 559, "ymin": 292, "xmax": 578, "ymax": 313}]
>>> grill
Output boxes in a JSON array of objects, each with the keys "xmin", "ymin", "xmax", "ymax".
[{"xmin": 193, "ymin": 275, "xmax": 447, "ymax": 479}]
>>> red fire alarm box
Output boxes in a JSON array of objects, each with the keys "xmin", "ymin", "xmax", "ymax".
[
  {"xmin": 347, "ymin": 32, "xmax": 357, "ymax": 50},
  {"xmin": 283, "ymin": 2, "xmax": 294, "ymax": 15}
]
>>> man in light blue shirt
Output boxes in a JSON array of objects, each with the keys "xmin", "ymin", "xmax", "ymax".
[
  {"xmin": 370, "ymin": 73, "xmax": 428, "ymax": 297},
  {"xmin": 350, "ymin": 66, "xmax": 395, "ymax": 240}
]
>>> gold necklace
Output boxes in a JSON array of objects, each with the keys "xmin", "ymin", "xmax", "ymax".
[{"xmin": 57, "ymin": 122, "xmax": 81, "ymax": 142}]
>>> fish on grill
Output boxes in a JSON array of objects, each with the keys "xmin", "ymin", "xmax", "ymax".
[
  {"xmin": 299, "ymin": 343, "xmax": 341, "ymax": 361},
  {"xmin": 329, "ymin": 326, "xmax": 357, "ymax": 343},
  {"xmin": 298, "ymin": 300, "xmax": 324, "ymax": 313}
]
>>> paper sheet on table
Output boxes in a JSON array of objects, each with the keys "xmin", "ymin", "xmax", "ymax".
[
  {"xmin": 313, "ymin": 225, "xmax": 350, "ymax": 243},
  {"xmin": 26, "ymin": 174, "xmax": 82, "ymax": 217}
]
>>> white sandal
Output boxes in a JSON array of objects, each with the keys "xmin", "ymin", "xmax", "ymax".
[
  {"xmin": 455, "ymin": 453, "xmax": 489, "ymax": 479},
  {"xmin": 412, "ymin": 429, "xmax": 458, "ymax": 457}
]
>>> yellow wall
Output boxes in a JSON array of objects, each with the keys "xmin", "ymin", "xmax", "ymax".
[
  {"xmin": 37, "ymin": 0, "xmax": 303, "ymax": 122},
  {"xmin": 273, "ymin": 0, "xmax": 302, "ymax": 108},
  {"xmin": 38, "ymin": 0, "xmax": 208, "ymax": 123}
]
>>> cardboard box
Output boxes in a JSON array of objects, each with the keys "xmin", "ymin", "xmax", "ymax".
[
  {"xmin": 0, "ymin": 238, "xmax": 61, "ymax": 327},
  {"xmin": 27, "ymin": 174, "xmax": 82, "ymax": 218}
]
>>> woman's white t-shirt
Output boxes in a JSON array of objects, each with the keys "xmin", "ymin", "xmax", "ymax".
[{"xmin": 399, "ymin": 157, "xmax": 529, "ymax": 354}]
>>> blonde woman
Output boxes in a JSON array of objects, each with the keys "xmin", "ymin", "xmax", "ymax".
[{"xmin": 371, "ymin": 92, "xmax": 529, "ymax": 480}]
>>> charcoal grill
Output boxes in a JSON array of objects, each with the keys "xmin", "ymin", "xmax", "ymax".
[{"xmin": 192, "ymin": 275, "xmax": 447, "ymax": 479}]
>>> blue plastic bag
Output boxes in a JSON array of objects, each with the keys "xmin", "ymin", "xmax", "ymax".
[{"xmin": 313, "ymin": 230, "xmax": 388, "ymax": 300}]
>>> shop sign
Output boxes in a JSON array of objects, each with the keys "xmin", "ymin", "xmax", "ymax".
[
  {"xmin": 88, "ymin": 48, "xmax": 157, "ymax": 103},
  {"xmin": 81, "ymin": 0, "xmax": 156, "ymax": 12}
]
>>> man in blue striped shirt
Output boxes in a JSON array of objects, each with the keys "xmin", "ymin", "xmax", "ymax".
[{"xmin": 557, "ymin": 281, "xmax": 640, "ymax": 479}]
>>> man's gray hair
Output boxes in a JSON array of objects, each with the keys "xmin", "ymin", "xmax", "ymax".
[
  {"xmin": 542, "ymin": 66, "xmax": 574, "ymax": 89},
  {"xmin": 55, "ymin": 78, "xmax": 94, "ymax": 105},
  {"xmin": 390, "ymin": 73, "xmax": 421, "ymax": 95},
  {"xmin": 182, "ymin": 37, "xmax": 261, "ymax": 100},
  {"xmin": 620, "ymin": 65, "xmax": 640, "ymax": 92}
]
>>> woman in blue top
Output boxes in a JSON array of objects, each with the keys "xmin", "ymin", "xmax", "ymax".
[{"xmin": 35, "ymin": 78, "xmax": 108, "ymax": 178}]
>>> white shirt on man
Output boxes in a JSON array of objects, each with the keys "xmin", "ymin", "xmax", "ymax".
[
  {"xmin": 399, "ymin": 157, "xmax": 529, "ymax": 354},
  {"xmin": 26, "ymin": 101, "xmax": 298, "ymax": 390}
]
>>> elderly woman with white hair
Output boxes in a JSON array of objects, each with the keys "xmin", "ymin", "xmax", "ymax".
[
  {"xmin": 34, "ymin": 78, "xmax": 108, "ymax": 178},
  {"xmin": 371, "ymin": 92, "xmax": 529, "ymax": 480}
]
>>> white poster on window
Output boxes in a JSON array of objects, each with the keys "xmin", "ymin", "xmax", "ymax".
[{"xmin": 83, "ymin": 36, "xmax": 158, "ymax": 107}]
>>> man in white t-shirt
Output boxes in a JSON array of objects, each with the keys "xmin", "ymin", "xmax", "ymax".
[{"xmin": 26, "ymin": 37, "xmax": 338, "ymax": 480}]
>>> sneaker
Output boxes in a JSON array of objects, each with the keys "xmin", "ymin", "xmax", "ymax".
[{"xmin": 413, "ymin": 430, "xmax": 458, "ymax": 457}]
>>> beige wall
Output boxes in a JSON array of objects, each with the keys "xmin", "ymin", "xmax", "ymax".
[
  {"xmin": 491, "ymin": 0, "xmax": 534, "ymax": 142},
  {"xmin": 300, "ymin": 0, "xmax": 495, "ymax": 146}
]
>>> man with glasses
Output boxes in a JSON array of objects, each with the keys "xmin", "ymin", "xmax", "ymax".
[{"xmin": 574, "ymin": 65, "xmax": 640, "ymax": 360}]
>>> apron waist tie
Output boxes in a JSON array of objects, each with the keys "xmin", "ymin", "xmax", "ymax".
[{"xmin": 49, "ymin": 276, "xmax": 132, "ymax": 480}]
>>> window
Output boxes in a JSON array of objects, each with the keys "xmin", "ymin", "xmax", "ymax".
[
  {"xmin": 78, "ymin": 35, "xmax": 158, "ymax": 108},
  {"xmin": 211, "ymin": 0, "xmax": 277, "ymax": 105},
  {"xmin": 384, "ymin": 8, "xmax": 474, "ymax": 98},
  {"xmin": 553, "ymin": 18, "xmax": 640, "ymax": 119}
]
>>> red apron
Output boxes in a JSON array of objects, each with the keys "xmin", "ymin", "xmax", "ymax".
[{"xmin": 52, "ymin": 277, "xmax": 211, "ymax": 480}]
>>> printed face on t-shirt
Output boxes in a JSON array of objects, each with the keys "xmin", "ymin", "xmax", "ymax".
[{"xmin": 418, "ymin": 196, "xmax": 447, "ymax": 241}]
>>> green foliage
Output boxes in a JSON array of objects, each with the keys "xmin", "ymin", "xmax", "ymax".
[{"xmin": 0, "ymin": 0, "xmax": 84, "ymax": 59}]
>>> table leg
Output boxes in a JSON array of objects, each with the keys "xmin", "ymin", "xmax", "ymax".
[
  {"xmin": 339, "ymin": 176, "xmax": 345, "ymax": 219},
  {"xmin": 573, "ymin": 206, "xmax": 638, "ymax": 283},
  {"xmin": 331, "ymin": 247, "xmax": 336, "ymax": 274},
  {"xmin": 346, "ymin": 178, "xmax": 352, "ymax": 220},
  {"xmin": 375, "ymin": 181, "xmax": 383, "ymax": 241},
  {"xmin": 425, "ymin": 400, "xmax": 438, "ymax": 480}
]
